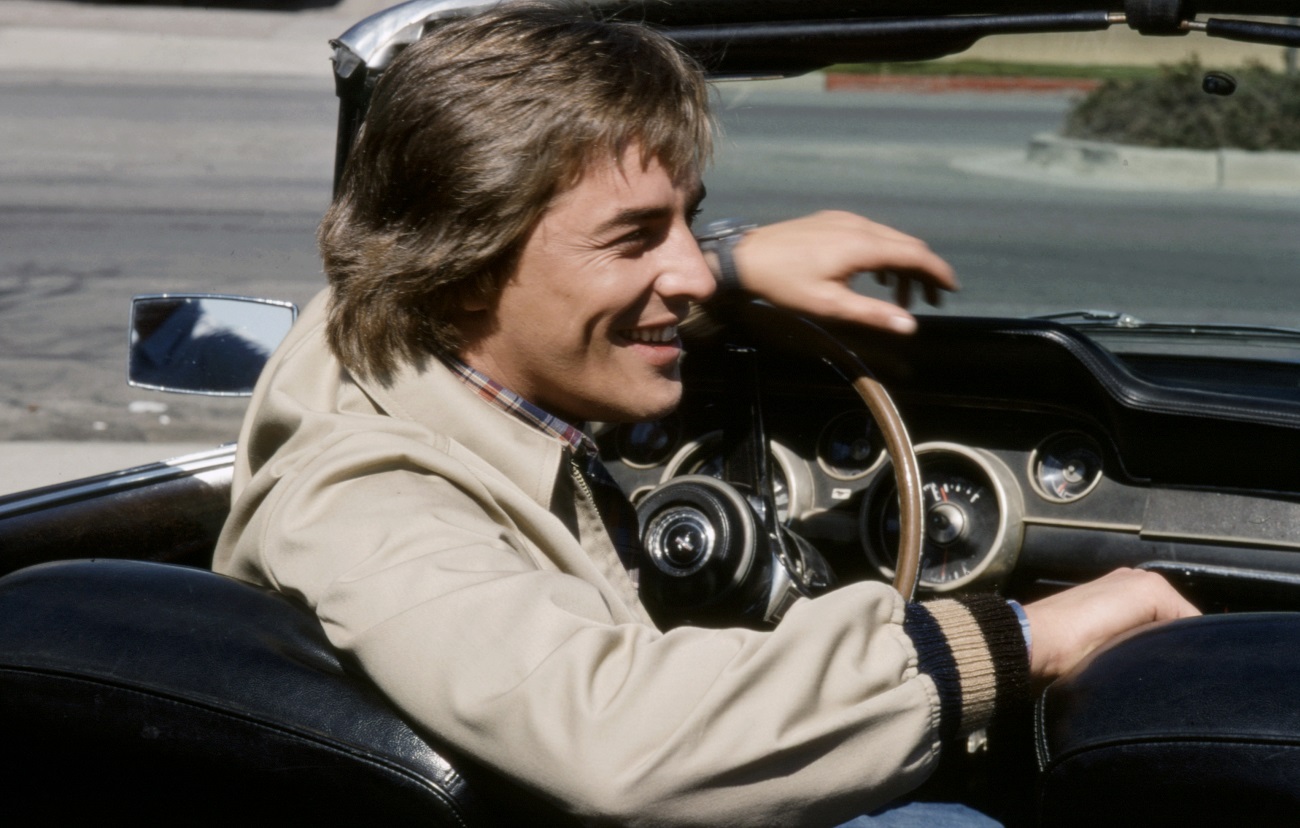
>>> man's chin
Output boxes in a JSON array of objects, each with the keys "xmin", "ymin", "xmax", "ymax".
[{"xmin": 590, "ymin": 385, "xmax": 682, "ymax": 424}]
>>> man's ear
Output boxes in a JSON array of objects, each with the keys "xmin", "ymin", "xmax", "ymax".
[
  {"xmin": 458, "ymin": 266, "xmax": 509, "ymax": 314},
  {"xmin": 457, "ymin": 280, "xmax": 493, "ymax": 313},
  {"xmin": 452, "ymin": 286, "xmax": 496, "ymax": 345}
]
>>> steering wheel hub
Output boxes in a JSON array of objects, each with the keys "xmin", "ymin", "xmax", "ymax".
[{"xmin": 645, "ymin": 505, "xmax": 716, "ymax": 574}]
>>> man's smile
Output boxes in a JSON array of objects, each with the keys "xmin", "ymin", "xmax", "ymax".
[{"xmin": 620, "ymin": 324, "xmax": 679, "ymax": 344}]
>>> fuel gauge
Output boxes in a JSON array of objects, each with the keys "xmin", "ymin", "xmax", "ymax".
[{"xmin": 1031, "ymin": 434, "xmax": 1104, "ymax": 503}]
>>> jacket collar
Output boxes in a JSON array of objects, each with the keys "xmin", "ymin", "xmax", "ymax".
[{"xmin": 354, "ymin": 352, "xmax": 568, "ymax": 510}]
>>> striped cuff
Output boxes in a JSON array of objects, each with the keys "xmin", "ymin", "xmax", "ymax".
[{"xmin": 903, "ymin": 594, "xmax": 1031, "ymax": 740}]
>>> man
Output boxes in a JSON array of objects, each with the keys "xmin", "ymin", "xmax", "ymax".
[{"xmin": 215, "ymin": 4, "xmax": 1197, "ymax": 825}]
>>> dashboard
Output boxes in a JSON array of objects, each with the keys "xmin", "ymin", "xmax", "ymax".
[{"xmin": 597, "ymin": 307, "xmax": 1300, "ymax": 613}]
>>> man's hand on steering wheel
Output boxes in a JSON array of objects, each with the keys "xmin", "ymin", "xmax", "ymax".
[{"xmin": 730, "ymin": 210, "xmax": 959, "ymax": 334}]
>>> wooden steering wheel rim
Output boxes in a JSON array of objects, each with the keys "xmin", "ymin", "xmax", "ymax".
[{"xmin": 740, "ymin": 304, "xmax": 924, "ymax": 601}]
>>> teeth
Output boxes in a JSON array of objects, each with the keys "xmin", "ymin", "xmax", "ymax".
[{"xmin": 625, "ymin": 325, "xmax": 677, "ymax": 343}]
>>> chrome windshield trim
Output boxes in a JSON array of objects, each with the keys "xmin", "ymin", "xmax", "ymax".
[
  {"xmin": 332, "ymin": 0, "xmax": 498, "ymax": 79},
  {"xmin": 329, "ymin": 0, "xmax": 1300, "ymax": 79}
]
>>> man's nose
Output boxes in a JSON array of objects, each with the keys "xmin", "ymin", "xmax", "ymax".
[{"xmin": 657, "ymin": 224, "xmax": 717, "ymax": 303}]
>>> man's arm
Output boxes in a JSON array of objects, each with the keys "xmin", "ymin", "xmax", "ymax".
[
  {"xmin": 723, "ymin": 210, "xmax": 959, "ymax": 334},
  {"xmin": 717, "ymin": 210, "xmax": 1203, "ymax": 679}
]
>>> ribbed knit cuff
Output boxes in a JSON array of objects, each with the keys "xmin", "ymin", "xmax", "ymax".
[{"xmin": 903, "ymin": 593, "xmax": 1031, "ymax": 740}]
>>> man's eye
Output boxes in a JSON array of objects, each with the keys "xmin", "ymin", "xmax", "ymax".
[
  {"xmin": 687, "ymin": 206, "xmax": 703, "ymax": 228},
  {"xmin": 614, "ymin": 228, "xmax": 651, "ymax": 248},
  {"xmin": 614, "ymin": 224, "xmax": 669, "ymax": 252}
]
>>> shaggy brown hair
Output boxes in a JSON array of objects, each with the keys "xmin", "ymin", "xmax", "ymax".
[{"xmin": 318, "ymin": 2, "xmax": 713, "ymax": 383}]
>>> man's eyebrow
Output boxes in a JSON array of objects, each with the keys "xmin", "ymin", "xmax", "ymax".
[
  {"xmin": 593, "ymin": 183, "xmax": 708, "ymax": 237},
  {"xmin": 593, "ymin": 206, "xmax": 675, "ymax": 237}
]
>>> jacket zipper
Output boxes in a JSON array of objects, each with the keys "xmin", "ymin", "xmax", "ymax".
[{"xmin": 569, "ymin": 456, "xmax": 602, "ymax": 524}]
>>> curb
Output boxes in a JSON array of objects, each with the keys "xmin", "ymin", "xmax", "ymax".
[
  {"xmin": 825, "ymin": 72, "xmax": 1100, "ymax": 94},
  {"xmin": 1027, "ymin": 133, "xmax": 1300, "ymax": 192}
]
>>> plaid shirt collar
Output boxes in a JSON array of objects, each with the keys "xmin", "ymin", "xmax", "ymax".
[{"xmin": 444, "ymin": 356, "xmax": 597, "ymax": 456}]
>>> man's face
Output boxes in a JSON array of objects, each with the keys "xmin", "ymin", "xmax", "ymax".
[{"xmin": 458, "ymin": 147, "xmax": 715, "ymax": 424}]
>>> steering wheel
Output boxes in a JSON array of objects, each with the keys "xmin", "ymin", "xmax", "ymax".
[
  {"xmin": 636, "ymin": 303, "xmax": 925, "ymax": 622},
  {"xmin": 747, "ymin": 304, "xmax": 924, "ymax": 601}
]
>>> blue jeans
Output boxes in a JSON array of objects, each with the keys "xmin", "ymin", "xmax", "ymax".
[{"xmin": 837, "ymin": 801, "xmax": 1002, "ymax": 827}]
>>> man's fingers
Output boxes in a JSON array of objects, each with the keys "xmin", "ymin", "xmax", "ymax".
[
  {"xmin": 923, "ymin": 280, "xmax": 940, "ymax": 307},
  {"xmin": 876, "ymin": 271, "xmax": 945, "ymax": 309},
  {"xmin": 729, "ymin": 211, "xmax": 958, "ymax": 332},
  {"xmin": 819, "ymin": 290, "xmax": 918, "ymax": 334},
  {"xmin": 893, "ymin": 274, "xmax": 912, "ymax": 309},
  {"xmin": 850, "ymin": 232, "xmax": 959, "ymax": 293}
]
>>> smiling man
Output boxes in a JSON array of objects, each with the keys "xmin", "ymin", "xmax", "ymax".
[
  {"xmin": 457, "ymin": 149, "xmax": 713, "ymax": 424},
  {"xmin": 215, "ymin": 4, "xmax": 1197, "ymax": 826}
]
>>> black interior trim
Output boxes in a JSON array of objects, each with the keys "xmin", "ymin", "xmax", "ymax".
[{"xmin": 1037, "ymin": 613, "xmax": 1300, "ymax": 825}]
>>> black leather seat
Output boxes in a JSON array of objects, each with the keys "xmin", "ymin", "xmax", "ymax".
[
  {"xmin": 1036, "ymin": 613, "xmax": 1300, "ymax": 827},
  {"xmin": 0, "ymin": 559, "xmax": 573, "ymax": 825}
]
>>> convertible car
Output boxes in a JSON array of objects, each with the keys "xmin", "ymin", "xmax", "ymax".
[{"xmin": 3, "ymin": 0, "xmax": 1300, "ymax": 824}]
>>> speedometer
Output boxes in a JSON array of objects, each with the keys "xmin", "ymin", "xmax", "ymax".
[{"xmin": 861, "ymin": 443, "xmax": 1023, "ymax": 592}]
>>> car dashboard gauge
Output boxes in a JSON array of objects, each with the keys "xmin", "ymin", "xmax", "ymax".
[
  {"xmin": 614, "ymin": 415, "xmax": 682, "ymax": 469},
  {"xmin": 661, "ymin": 431, "xmax": 812, "ymax": 526},
  {"xmin": 816, "ymin": 410, "xmax": 886, "ymax": 480},
  {"xmin": 1030, "ymin": 433, "xmax": 1105, "ymax": 503},
  {"xmin": 860, "ymin": 442, "xmax": 1024, "ymax": 592}
]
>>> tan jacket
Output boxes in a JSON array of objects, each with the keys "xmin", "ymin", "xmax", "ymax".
[{"xmin": 215, "ymin": 289, "xmax": 1023, "ymax": 827}]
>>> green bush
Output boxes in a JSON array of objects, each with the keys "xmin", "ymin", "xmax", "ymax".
[{"xmin": 1064, "ymin": 59, "xmax": 1300, "ymax": 151}]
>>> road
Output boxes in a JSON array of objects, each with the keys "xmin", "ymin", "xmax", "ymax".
[
  {"xmin": 704, "ymin": 85, "xmax": 1300, "ymax": 324},
  {"xmin": 1, "ymin": 72, "xmax": 335, "ymax": 445},
  {"xmin": 3, "ymin": 72, "xmax": 1300, "ymax": 457}
]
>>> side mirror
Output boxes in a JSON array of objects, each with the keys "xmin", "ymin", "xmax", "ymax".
[{"xmin": 128, "ymin": 294, "xmax": 297, "ymax": 396}]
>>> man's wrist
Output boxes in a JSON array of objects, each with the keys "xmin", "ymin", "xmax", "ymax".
[{"xmin": 696, "ymin": 218, "xmax": 756, "ymax": 295}]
